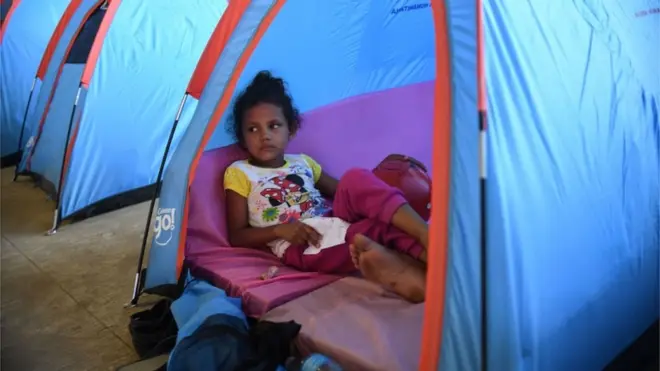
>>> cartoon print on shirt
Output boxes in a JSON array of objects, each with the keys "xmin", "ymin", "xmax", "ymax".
[
  {"xmin": 279, "ymin": 209, "xmax": 302, "ymax": 224},
  {"xmin": 260, "ymin": 174, "xmax": 314, "ymax": 213},
  {"xmin": 242, "ymin": 158, "xmax": 330, "ymax": 226}
]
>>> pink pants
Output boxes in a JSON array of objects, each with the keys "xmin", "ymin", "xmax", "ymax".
[{"xmin": 281, "ymin": 168, "xmax": 424, "ymax": 274}]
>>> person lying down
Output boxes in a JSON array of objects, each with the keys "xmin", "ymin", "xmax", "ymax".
[{"xmin": 224, "ymin": 71, "xmax": 428, "ymax": 303}]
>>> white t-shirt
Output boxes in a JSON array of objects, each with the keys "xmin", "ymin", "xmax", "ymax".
[{"xmin": 224, "ymin": 154, "xmax": 349, "ymax": 257}]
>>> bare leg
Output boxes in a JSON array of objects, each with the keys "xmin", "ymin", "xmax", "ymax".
[
  {"xmin": 350, "ymin": 234, "xmax": 426, "ymax": 303},
  {"xmin": 390, "ymin": 204, "xmax": 429, "ymax": 261}
]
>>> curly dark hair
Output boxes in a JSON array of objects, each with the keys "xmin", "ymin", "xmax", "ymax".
[{"xmin": 227, "ymin": 70, "xmax": 302, "ymax": 147}]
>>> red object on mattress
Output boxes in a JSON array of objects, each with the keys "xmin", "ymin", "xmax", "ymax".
[{"xmin": 373, "ymin": 154, "xmax": 432, "ymax": 221}]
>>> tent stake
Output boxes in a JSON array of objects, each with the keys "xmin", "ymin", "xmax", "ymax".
[
  {"xmin": 46, "ymin": 208, "xmax": 59, "ymax": 236},
  {"xmin": 124, "ymin": 272, "xmax": 141, "ymax": 308},
  {"xmin": 129, "ymin": 94, "xmax": 189, "ymax": 307},
  {"xmin": 14, "ymin": 77, "xmax": 37, "ymax": 181}
]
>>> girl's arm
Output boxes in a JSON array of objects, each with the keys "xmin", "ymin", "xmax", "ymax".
[
  {"xmin": 226, "ymin": 190, "xmax": 280, "ymax": 248},
  {"xmin": 226, "ymin": 190, "xmax": 323, "ymax": 248},
  {"xmin": 315, "ymin": 171, "xmax": 338, "ymax": 199}
]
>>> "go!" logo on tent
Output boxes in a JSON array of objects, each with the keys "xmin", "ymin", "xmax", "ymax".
[{"xmin": 154, "ymin": 208, "xmax": 176, "ymax": 246}]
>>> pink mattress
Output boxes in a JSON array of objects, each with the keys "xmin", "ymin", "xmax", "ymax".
[
  {"xmin": 187, "ymin": 248, "xmax": 339, "ymax": 317},
  {"xmin": 185, "ymin": 145, "xmax": 340, "ymax": 317},
  {"xmin": 263, "ymin": 277, "xmax": 424, "ymax": 371}
]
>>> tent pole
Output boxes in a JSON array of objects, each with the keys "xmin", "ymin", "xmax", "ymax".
[
  {"xmin": 47, "ymin": 84, "xmax": 83, "ymax": 236},
  {"xmin": 477, "ymin": 0, "xmax": 488, "ymax": 366},
  {"xmin": 128, "ymin": 93, "xmax": 189, "ymax": 307},
  {"xmin": 13, "ymin": 77, "xmax": 38, "ymax": 181},
  {"xmin": 479, "ymin": 109, "xmax": 488, "ymax": 371}
]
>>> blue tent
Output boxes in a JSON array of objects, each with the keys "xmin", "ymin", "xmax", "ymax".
[
  {"xmin": 16, "ymin": 0, "xmax": 227, "ymax": 231},
  {"xmin": 132, "ymin": 0, "xmax": 657, "ymax": 370},
  {"xmin": 0, "ymin": 0, "xmax": 70, "ymax": 167}
]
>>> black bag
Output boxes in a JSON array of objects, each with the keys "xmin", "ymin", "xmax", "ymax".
[{"xmin": 129, "ymin": 299, "xmax": 178, "ymax": 359}]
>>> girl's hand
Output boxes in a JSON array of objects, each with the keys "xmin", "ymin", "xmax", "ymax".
[{"xmin": 275, "ymin": 222, "xmax": 322, "ymax": 247}]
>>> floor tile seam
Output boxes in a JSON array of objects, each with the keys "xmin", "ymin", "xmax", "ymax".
[{"xmin": 1, "ymin": 236, "xmax": 135, "ymax": 350}]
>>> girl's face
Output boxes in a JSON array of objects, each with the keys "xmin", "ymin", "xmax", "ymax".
[{"xmin": 241, "ymin": 103, "xmax": 291, "ymax": 167}]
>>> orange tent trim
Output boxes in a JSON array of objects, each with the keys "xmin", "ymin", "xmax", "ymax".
[
  {"xmin": 25, "ymin": 0, "xmax": 107, "ymax": 171},
  {"xmin": 0, "ymin": 0, "xmax": 22, "ymax": 43},
  {"xmin": 419, "ymin": 1, "xmax": 453, "ymax": 370},
  {"xmin": 81, "ymin": 0, "xmax": 122, "ymax": 88},
  {"xmin": 186, "ymin": 1, "xmax": 251, "ymax": 100},
  {"xmin": 36, "ymin": 0, "xmax": 84, "ymax": 79},
  {"xmin": 175, "ymin": 0, "xmax": 286, "ymax": 279}
]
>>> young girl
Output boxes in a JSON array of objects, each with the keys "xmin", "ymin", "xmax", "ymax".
[{"xmin": 224, "ymin": 71, "xmax": 429, "ymax": 303}]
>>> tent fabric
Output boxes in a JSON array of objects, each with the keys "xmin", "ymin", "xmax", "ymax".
[
  {"xmin": 1, "ymin": 0, "xmax": 15, "ymax": 25},
  {"xmin": 185, "ymin": 1, "xmax": 251, "ymax": 100},
  {"xmin": 0, "ymin": 0, "xmax": 69, "ymax": 160},
  {"xmin": 485, "ymin": 1, "xmax": 659, "ymax": 370},
  {"xmin": 60, "ymin": 0, "xmax": 227, "ymax": 218},
  {"xmin": 436, "ymin": 0, "xmax": 479, "ymax": 370},
  {"xmin": 65, "ymin": 6, "xmax": 105, "ymax": 64},
  {"xmin": 23, "ymin": 0, "xmax": 118, "ymax": 198},
  {"xmin": 140, "ymin": 0, "xmax": 659, "ymax": 370},
  {"xmin": 18, "ymin": 0, "xmax": 227, "ymax": 220},
  {"xmin": 30, "ymin": 64, "xmax": 85, "ymax": 191},
  {"xmin": 36, "ymin": 0, "xmax": 85, "ymax": 79},
  {"xmin": 18, "ymin": 0, "xmax": 101, "ymax": 174},
  {"xmin": 0, "ymin": 0, "xmax": 18, "ymax": 41}
]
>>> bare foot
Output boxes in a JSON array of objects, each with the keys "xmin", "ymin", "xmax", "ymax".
[{"xmin": 350, "ymin": 234, "xmax": 426, "ymax": 303}]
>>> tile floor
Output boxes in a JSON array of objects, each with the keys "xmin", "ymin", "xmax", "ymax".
[{"xmin": 1, "ymin": 168, "xmax": 157, "ymax": 370}]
